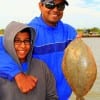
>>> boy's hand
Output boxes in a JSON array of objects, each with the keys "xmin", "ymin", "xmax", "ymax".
[{"xmin": 15, "ymin": 73, "xmax": 38, "ymax": 93}]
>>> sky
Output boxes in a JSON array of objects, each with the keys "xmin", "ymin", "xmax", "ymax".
[{"xmin": 0, "ymin": 0, "xmax": 100, "ymax": 29}]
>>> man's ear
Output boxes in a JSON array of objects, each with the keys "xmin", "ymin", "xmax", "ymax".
[{"xmin": 38, "ymin": 2, "xmax": 44, "ymax": 12}]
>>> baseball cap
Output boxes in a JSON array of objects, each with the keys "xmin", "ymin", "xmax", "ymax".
[{"xmin": 40, "ymin": 0, "xmax": 69, "ymax": 6}]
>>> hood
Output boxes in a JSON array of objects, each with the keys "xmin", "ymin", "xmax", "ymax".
[
  {"xmin": 3, "ymin": 21, "xmax": 36, "ymax": 67},
  {"xmin": 29, "ymin": 16, "xmax": 62, "ymax": 29}
]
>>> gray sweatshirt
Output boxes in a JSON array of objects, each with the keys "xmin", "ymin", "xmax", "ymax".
[{"xmin": 0, "ymin": 21, "xmax": 58, "ymax": 100}]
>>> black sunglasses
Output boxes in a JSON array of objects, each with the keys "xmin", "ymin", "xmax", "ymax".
[{"xmin": 44, "ymin": 2, "xmax": 65, "ymax": 11}]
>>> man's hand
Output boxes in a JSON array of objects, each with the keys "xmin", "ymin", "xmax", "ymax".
[{"xmin": 15, "ymin": 73, "xmax": 38, "ymax": 93}]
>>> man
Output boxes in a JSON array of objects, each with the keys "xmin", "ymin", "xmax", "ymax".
[{"xmin": 0, "ymin": 0, "xmax": 77, "ymax": 99}]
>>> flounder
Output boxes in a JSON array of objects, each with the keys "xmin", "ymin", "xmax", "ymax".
[{"xmin": 62, "ymin": 38, "xmax": 97, "ymax": 100}]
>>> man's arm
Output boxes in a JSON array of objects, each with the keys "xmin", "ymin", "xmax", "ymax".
[
  {"xmin": 0, "ymin": 36, "xmax": 20, "ymax": 80},
  {"xmin": 0, "ymin": 36, "xmax": 38, "ymax": 93}
]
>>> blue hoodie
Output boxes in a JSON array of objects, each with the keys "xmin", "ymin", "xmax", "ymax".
[
  {"xmin": 0, "ymin": 16, "xmax": 77, "ymax": 100},
  {"xmin": 0, "ymin": 36, "xmax": 21, "ymax": 80},
  {"xmin": 28, "ymin": 16, "xmax": 77, "ymax": 100}
]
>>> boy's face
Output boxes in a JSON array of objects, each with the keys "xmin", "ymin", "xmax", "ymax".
[{"xmin": 14, "ymin": 32, "xmax": 31, "ymax": 62}]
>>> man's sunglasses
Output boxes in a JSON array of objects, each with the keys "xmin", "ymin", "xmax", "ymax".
[{"xmin": 44, "ymin": 2, "xmax": 65, "ymax": 11}]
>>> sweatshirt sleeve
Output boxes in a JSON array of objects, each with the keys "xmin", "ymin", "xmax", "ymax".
[
  {"xmin": 43, "ymin": 63, "xmax": 58, "ymax": 100},
  {"xmin": 0, "ymin": 36, "xmax": 21, "ymax": 81}
]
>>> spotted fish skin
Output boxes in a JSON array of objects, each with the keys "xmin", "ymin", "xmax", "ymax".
[{"xmin": 62, "ymin": 38, "xmax": 97, "ymax": 100}]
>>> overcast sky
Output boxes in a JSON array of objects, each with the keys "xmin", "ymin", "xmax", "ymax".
[{"xmin": 0, "ymin": 0, "xmax": 100, "ymax": 29}]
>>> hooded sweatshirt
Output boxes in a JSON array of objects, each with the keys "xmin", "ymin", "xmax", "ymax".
[
  {"xmin": 0, "ymin": 21, "xmax": 58, "ymax": 100},
  {"xmin": 0, "ymin": 16, "xmax": 77, "ymax": 100},
  {"xmin": 28, "ymin": 16, "xmax": 77, "ymax": 100}
]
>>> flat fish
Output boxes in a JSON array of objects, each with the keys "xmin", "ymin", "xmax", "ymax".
[{"xmin": 62, "ymin": 38, "xmax": 97, "ymax": 100}]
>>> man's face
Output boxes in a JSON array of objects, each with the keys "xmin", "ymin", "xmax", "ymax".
[{"xmin": 39, "ymin": 0, "xmax": 66, "ymax": 26}]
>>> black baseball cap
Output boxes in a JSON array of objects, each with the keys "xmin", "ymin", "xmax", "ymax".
[{"xmin": 40, "ymin": 0, "xmax": 69, "ymax": 6}]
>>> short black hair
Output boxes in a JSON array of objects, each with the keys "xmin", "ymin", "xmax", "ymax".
[
  {"xmin": 19, "ymin": 28, "xmax": 31, "ymax": 40},
  {"xmin": 20, "ymin": 28, "xmax": 31, "ymax": 34}
]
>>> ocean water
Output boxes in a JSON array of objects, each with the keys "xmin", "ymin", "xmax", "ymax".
[{"xmin": 70, "ymin": 37, "xmax": 100, "ymax": 100}]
